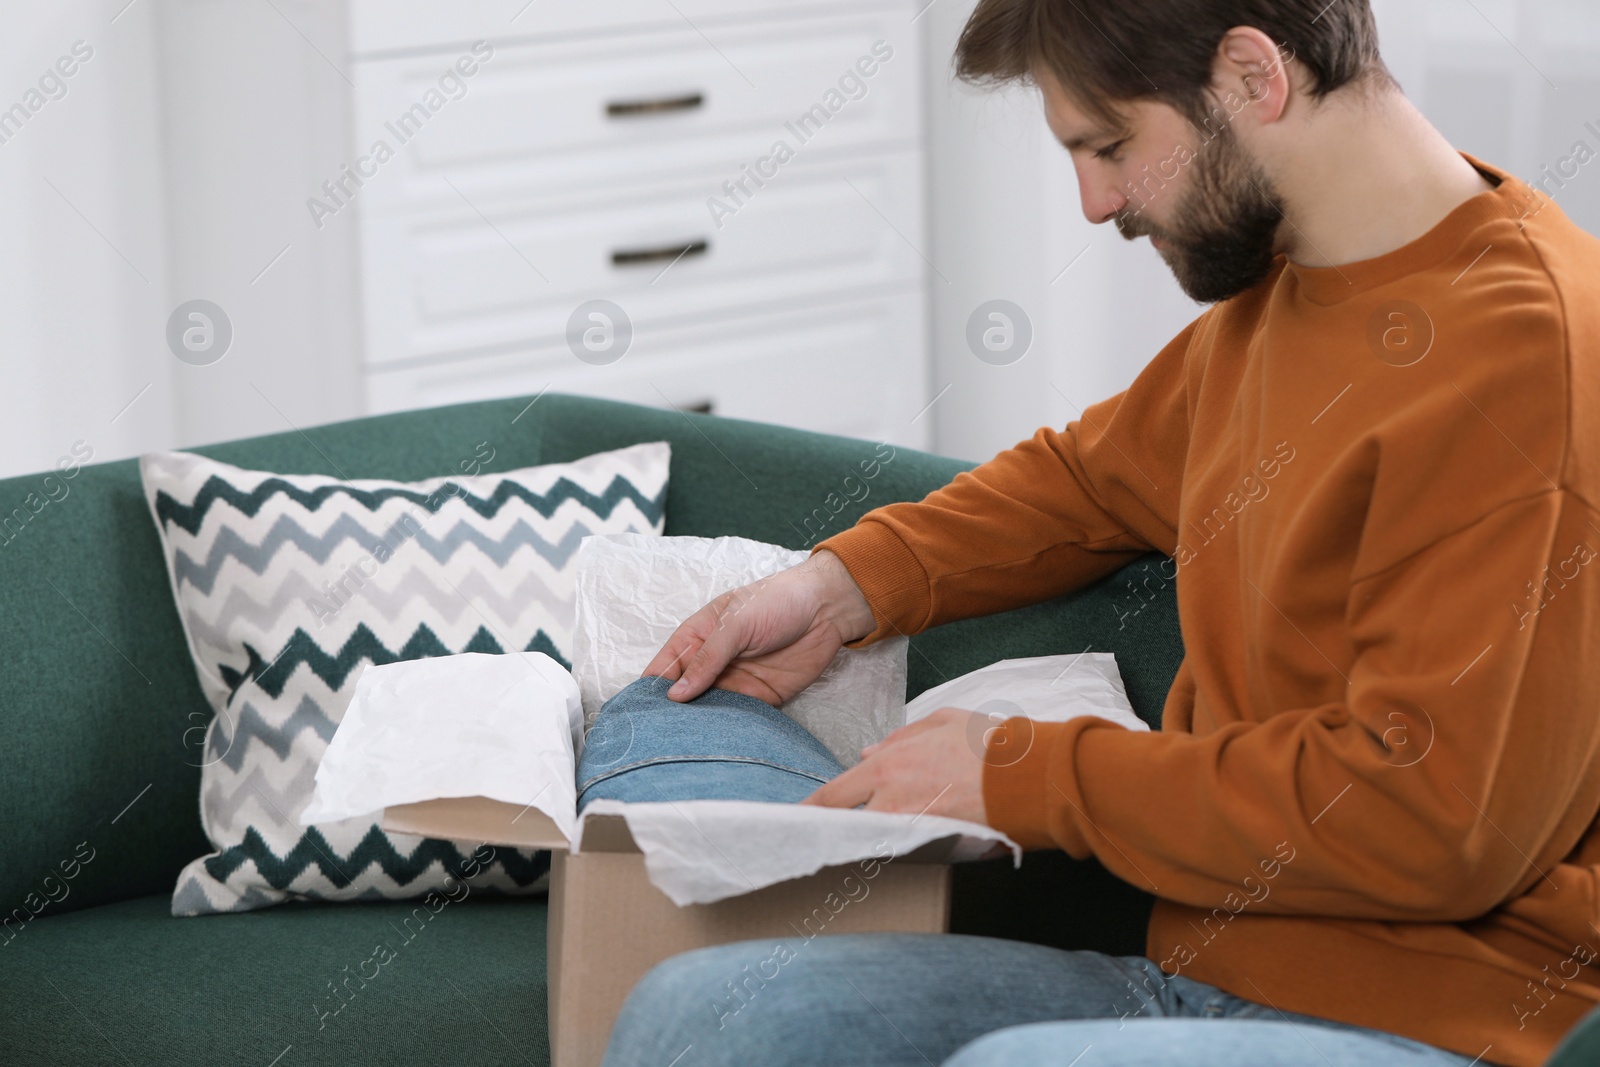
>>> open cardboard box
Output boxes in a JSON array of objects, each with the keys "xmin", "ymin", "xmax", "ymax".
[
  {"xmin": 323, "ymin": 642, "xmax": 1136, "ymax": 1066},
  {"xmin": 383, "ymin": 795, "xmax": 954, "ymax": 1067}
]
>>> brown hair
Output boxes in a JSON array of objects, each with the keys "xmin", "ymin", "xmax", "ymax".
[{"xmin": 954, "ymin": 0, "xmax": 1393, "ymax": 128}]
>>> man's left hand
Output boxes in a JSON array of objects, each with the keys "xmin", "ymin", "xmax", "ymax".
[{"xmin": 801, "ymin": 707, "xmax": 991, "ymax": 825}]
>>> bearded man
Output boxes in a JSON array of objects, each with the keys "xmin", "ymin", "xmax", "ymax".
[{"xmin": 604, "ymin": 3, "xmax": 1600, "ymax": 1065}]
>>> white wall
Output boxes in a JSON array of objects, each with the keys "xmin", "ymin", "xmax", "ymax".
[
  {"xmin": 0, "ymin": 0, "xmax": 173, "ymax": 480},
  {"xmin": 1389, "ymin": 0, "xmax": 1600, "ymax": 239},
  {"xmin": 1, "ymin": 0, "xmax": 1595, "ymax": 480},
  {"xmin": 153, "ymin": 0, "xmax": 363, "ymax": 455},
  {"xmin": 0, "ymin": 0, "xmax": 365, "ymax": 483}
]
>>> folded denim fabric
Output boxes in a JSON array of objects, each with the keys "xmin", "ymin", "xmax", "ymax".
[{"xmin": 576, "ymin": 676, "xmax": 846, "ymax": 811}]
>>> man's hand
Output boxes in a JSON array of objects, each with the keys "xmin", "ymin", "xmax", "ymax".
[
  {"xmin": 802, "ymin": 707, "xmax": 993, "ymax": 826},
  {"xmin": 642, "ymin": 549, "xmax": 876, "ymax": 706}
]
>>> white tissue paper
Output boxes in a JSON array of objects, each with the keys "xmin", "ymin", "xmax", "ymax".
[
  {"xmin": 298, "ymin": 632, "xmax": 1145, "ymax": 909},
  {"xmin": 903, "ymin": 652, "xmax": 1149, "ymax": 733},
  {"xmin": 587, "ymin": 652, "xmax": 1141, "ymax": 904},
  {"xmin": 577, "ymin": 798, "xmax": 1018, "ymax": 906},
  {"xmin": 299, "ymin": 652, "xmax": 583, "ymax": 844},
  {"xmin": 571, "ymin": 532, "xmax": 908, "ymax": 767}
]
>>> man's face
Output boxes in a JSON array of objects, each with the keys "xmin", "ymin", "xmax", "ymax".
[{"xmin": 1038, "ymin": 66, "xmax": 1287, "ymax": 304}]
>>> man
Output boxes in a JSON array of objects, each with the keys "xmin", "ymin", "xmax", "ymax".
[{"xmin": 604, "ymin": 2, "xmax": 1600, "ymax": 1065}]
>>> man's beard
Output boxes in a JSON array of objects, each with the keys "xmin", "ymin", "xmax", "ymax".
[{"xmin": 1116, "ymin": 122, "xmax": 1286, "ymax": 304}]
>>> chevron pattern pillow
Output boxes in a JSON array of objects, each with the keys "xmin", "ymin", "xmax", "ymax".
[{"xmin": 140, "ymin": 441, "xmax": 670, "ymax": 915}]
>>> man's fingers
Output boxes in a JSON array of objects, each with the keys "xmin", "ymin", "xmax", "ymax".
[
  {"xmin": 640, "ymin": 633, "xmax": 698, "ymax": 682},
  {"xmin": 666, "ymin": 647, "xmax": 716, "ymax": 701},
  {"xmin": 856, "ymin": 713, "xmax": 947, "ymax": 764},
  {"xmin": 802, "ymin": 763, "xmax": 876, "ymax": 809},
  {"xmin": 665, "ymin": 662, "xmax": 710, "ymax": 702},
  {"xmin": 868, "ymin": 714, "xmax": 943, "ymax": 752},
  {"xmin": 642, "ymin": 595, "xmax": 734, "ymax": 684},
  {"xmin": 666, "ymin": 622, "xmax": 747, "ymax": 702},
  {"xmin": 642, "ymin": 593, "xmax": 742, "ymax": 693}
]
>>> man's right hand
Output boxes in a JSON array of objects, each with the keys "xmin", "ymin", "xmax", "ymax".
[{"xmin": 640, "ymin": 549, "xmax": 877, "ymax": 706}]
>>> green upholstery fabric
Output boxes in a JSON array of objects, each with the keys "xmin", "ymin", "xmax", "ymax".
[
  {"xmin": 1546, "ymin": 1005, "xmax": 1600, "ymax": 1067},
  {"xmin": 1, "ymin": 892, "xmax": 549, "ymax": 1065},
  {"xmin": 1, "ymin": 392, "xmax": 1184, "ymax": 1064}
]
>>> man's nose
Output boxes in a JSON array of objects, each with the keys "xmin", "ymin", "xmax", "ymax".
[{"xmin": 1077, "ymin": 164, "xmax": 1130, "ymax": 226}]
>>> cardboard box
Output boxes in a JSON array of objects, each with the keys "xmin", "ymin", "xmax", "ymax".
[{"xmin": 383, "ymin": 796, "xmax": 953, "ymax": 1067}]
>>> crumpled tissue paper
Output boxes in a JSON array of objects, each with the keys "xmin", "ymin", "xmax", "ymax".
[
  {"xmin": 299, "ymin": 651, "xmax": 582, "ymax": 843},
  {"xmin": 298, "ymin": 640, "xmax": 1146, "ymax": 908},
  {"xmin": 903, "ymin": 652, "xmax": 1149, "ymax": 732},
  {"xmin": 577, "ymin": 798, "xmax": 1018, "ymax": 906},
  {"xmin": 571, "ymin": 532, "xmax": 908, "ymax": 767}
]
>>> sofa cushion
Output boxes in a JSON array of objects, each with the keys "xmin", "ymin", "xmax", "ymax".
[
  {"xmin": 2, "ymin": 391, "xmax": 1180, "ymax": 945},
  {"xmin": 138, "ymin": 443, "xmax": 669, "ymax": 915},
  {"xmin": 3, "ymin": 893, "xmax": 550, "ymax": 1066}
]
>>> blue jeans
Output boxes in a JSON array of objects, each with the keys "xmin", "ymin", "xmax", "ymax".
[
  {"xmin": 602, "ymin": 933, "xmax": 1486, "ymax": 1067},
  {"xmin": 577, "ymin": 676, "xmax": 845, "ymax": 810}
]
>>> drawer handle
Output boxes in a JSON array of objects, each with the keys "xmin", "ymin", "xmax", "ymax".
[
  {"xmin": 606, "ymin": 92, "xmax": 704, "ymax": 118},
  {"xmin": 611, "ymin": 239, "xmax": 709, "ymax": 268}
]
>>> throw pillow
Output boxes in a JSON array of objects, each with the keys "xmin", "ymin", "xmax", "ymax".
[{"xmin": 140, "ymin": 441, "xmax": 670, "ymax": 915}]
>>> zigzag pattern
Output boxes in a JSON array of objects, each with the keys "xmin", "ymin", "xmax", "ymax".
[
  {"xmin": 204, "ymin": 824, "xmax": 551, "ymax": 891},
  {"xmin": 219, "ymin": 624, "xmax": 570, "ymax": 702},
  {"xmin": 141, "ymin": 443, "xmax": 669, "ymax": 914},
  {"xmin": 171, "ymin": 876, "xmax": 281, "ymax": 916},
  {"xmin": 183, "ymin": 568, "xmax": 574, "ymax": 655},
  {"xmin": 177, "ymin": 853, "xmax": 553, "ymax": 914},
  {"xmin": 201, "ymin": 751, "xmax": 321, "ymax": 825},
  {"xmin": 171, "ymin": 512, "xmax": 597, "ymax": 595},
  {"xmin": 156, "ymin": 472, "xmax": 666, "ymax": 535},
  {"xmin": 219, "ymin": 622, "xmax": 486, "ymax": 700},
  {"xmin": 208, "ymin": 695, "xmax": 336, "ymax": 772}
]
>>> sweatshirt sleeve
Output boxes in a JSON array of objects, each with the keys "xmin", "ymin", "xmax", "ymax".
[
  {"xmin": 813, "ymin": 312, "xmax": 1202, "ymax": 647},
  {"xmin": 983, "ymin": 489, "xmax": 1600, "ymax": 922}
]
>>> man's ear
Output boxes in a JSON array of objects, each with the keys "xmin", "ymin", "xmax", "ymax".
[{"xmin": 1213, "ymin": 26, "xmax": 1292, "ymax": 125}]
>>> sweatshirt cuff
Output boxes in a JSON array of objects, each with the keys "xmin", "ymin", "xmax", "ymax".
[
  {"xmin": 811, "ymin": 519, "xmax": 932, "ymax": 648},
  {"xmin": 982, "ymin": 716, "xmax": 1097, "ymax": 855}
]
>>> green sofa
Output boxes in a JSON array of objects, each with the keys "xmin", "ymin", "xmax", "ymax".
[{"xmin": 3, "ymin": 393, "xmax": 1594, "ymax": 1067}]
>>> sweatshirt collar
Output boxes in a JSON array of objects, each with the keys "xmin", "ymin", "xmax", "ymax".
[{"xmin": 1283, "ymin": 152, "xmax": 1534, "ymax": 307}]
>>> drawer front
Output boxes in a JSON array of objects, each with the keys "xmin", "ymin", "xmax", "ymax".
[
  {"xmin": 347, "ymin": 0, "xmax": 901, "ymax": 56},
  {"xmin": 365, "ymin": 293, "xmax": 931, "ymax": 449},
  {"xmin": 358, "ymin": 150, "xmax": 926, "ymax": 368},
  {"xmin": 347, "ymin": 12, "xmax": 919, "ymax": 213}
]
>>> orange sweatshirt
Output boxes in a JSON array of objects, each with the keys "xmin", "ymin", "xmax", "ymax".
[{"xmin": 814, "ymin": 153, "xmax": 1600, "ymax": 1067}]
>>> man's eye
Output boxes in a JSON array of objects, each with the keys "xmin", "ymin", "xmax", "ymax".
[{"xmin": 1094, "ymin": 140, "xmax": 1126, "ymax": 161}]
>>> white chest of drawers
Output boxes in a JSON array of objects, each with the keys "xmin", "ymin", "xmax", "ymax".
[{"xmin": 343, "ymin": 0, "xmax": 932, "ymax": 447}]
